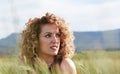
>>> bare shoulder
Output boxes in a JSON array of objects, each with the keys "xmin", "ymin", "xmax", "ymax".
[{"xmin": 60, "ymin": 58, "xmax": 77, "ymax": 74}]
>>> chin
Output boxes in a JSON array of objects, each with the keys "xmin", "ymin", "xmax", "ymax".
[{"xmin": 51, "ymin": 52, "xmax": 58, "ymax": 56}]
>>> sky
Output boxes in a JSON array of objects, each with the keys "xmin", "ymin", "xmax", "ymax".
[{"xmin": 0, "ymin": 0, "xmax": 120, "ymax": 39}]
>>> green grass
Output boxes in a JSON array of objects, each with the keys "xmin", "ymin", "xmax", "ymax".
[
  {"xmin": 73, "ymin": 50, "xmax": 120, "ymax": 74},
  {"xmin": 0, "ymin": 50, "xmax": 120, "ymax": 74}
]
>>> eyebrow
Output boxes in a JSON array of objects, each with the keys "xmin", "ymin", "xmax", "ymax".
[
  {"xmin": 42, "ymin": 31, "xmax": 60, "ymax": 35},
  {"xmin": 40, "ymin": 32, "xmax": 52, "ymax": 35},
  {"xmin": 44, "ymin": 32, "xmax": 52, "ymax": 34}
]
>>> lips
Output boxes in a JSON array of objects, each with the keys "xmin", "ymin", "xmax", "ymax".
[{"xmin": 50, "ymin": 45, "xmax": 58, "ymax": 51}]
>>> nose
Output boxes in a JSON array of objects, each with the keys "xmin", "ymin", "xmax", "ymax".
[{"xmin": 51, "ymin": 35, "xmax": 59, "ymax": 43}]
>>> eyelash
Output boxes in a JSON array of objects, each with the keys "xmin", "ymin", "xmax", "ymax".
[
  {"xmin": 45, "ymin": 34, "xmax": 51, "ymax": 38},
  {"xmin": 45, "ymin": 34, "xmax": 60, "ymax": 38},
  {"xmin": 56, "ymin": 34, "xmax": 60, "ymax": 37}
]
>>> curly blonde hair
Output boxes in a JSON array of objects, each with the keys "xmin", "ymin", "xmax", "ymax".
[{"xmin": 20, "ymin": 12, "xmax": 75, "ymax": 65}]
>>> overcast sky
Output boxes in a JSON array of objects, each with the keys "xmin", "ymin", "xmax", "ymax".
[{"xmin": 0, "ymin": 0, "xmax": 120, "ymax": 39}]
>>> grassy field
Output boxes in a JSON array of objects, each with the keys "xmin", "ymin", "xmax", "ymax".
[{"xmin": 0, "ymin": 50, "xmax": 120, "ymax": 74}]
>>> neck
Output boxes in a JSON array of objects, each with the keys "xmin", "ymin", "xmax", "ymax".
[{"xmin": 38, "ymin": 53, "xmax": 54, "ymax": 66}]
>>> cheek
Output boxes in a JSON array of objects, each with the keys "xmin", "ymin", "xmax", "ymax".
[
  {"xmin": 41, "ymin": 38, "xmax": 50, "ymax": 43},
  {"xmin": 39, "ymin": 39, "xmax": 50, "ymax": 48},
  {"xmin": 39, "ymin": 41, "xmax": 47, "ymax": 53}
]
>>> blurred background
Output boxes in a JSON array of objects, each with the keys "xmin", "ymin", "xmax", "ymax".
[{"xmin": 0, "ymin": 0, "xmax": 120, "ymax": 56}]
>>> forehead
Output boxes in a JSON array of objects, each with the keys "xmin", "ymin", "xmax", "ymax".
[{"xmin": 40, "ymin": 24, "xmax": 59, "ymax": 33}]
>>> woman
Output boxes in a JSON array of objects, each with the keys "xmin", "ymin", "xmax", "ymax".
[{"xmin": 20, "ymin": 12, "xmax": 76, "ymax": 74}]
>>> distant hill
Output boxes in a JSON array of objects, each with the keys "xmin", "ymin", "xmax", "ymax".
[
  {"xmin": 0, "ymin": 33, "xmax": 19, "ymax": 47},
  {"xmin": 0, "ymin": 29, "xmax": 120, "ymax": 55},
  {"xmin": 0, "ymin": 33, "xmax": 19, "ymax": 56},
  {"xmin": 74, "ymin": 29, "xmax": 120, "ymax": 51}
]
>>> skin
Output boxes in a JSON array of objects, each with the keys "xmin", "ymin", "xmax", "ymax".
[
  {"xmin": 38, "ymin": 24, "xmax": 76, "ymax": 74},
  {"xmin": 60, "ymin": 58, "xmax": 77, "ymax": 74},
  {"xmin": 38, "ymin": 24, "xmax": 60, "ymax": 65}
]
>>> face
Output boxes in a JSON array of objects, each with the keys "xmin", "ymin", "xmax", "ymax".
[{"xmin": 39, "ymin": 24, "xmax": 60, "ymax": 56}]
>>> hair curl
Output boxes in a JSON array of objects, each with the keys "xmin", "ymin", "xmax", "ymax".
[{"xmin": 20, "ymin": 12, "xmax": 75, "ymax": 64}]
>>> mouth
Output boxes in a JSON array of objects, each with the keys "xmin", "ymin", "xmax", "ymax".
[{"xmin": 50, "ymin": 45, "xmax": 59, "ymax": 51}]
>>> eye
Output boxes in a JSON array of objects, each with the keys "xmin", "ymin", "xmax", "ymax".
[
  {"xmin": 45, "ymin": 34, "xmax": 51, "ymax": 38},
  {"xmin": 56, "ymin": 33, "xmax": 60, "ymax": 38}
]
